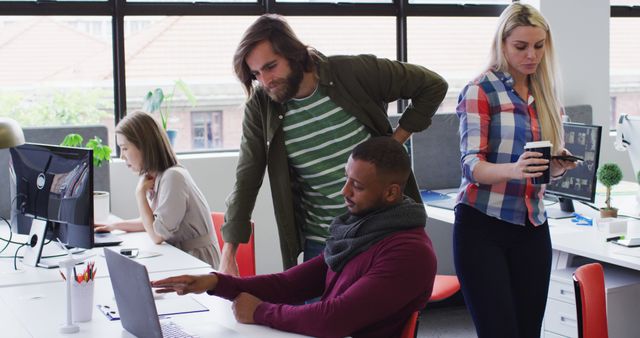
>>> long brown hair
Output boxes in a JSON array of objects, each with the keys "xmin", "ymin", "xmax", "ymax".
[
  {"xmin": 116, "ymin": 111, "xmax": 177, "ymax": 175},
  {"xmin": 489, "ymin": 2, "xmax": 564, "ymax": 152},
  {"xmin": 233, "ymin": 14, "xmax": 318, "ymax": 97}
]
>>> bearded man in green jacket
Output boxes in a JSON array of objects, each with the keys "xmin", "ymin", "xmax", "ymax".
[{"xmin": 220, "ymin": 14, "xmax": 448, "ymax": 275}]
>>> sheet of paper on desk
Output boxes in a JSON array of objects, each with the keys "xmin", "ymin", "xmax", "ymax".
[{"xmin": 98, "ymin": 296, "xmax": 208, "ymax": 320}]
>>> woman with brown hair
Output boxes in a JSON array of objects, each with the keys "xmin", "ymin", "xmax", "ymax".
[{"xmin": 96, "ymin": 111, "xmax": 220, "ymax": 268}]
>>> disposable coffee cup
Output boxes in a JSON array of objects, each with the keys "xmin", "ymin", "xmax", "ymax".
[
  {"xmin": 524, "ymin": 141, "xmax": 552, "ymax": 185},
  {"xmin": 71, "ymin": 280, "xmax": 95, "ymax": 322}
]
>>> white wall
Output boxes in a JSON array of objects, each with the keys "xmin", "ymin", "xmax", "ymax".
[
  {"xmin": 539, "ymin": 0, "xmax": 634, "ymax": 180},
  {"xmin": 110, "ymin": 153, "xmax": 284, "ymax": 274}
]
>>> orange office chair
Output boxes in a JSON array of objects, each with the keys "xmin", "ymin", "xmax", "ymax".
[
  {"xmin": 429, "ymin": 275, "xmax": 461, "ymax": 302},
  {"xmin": 400, "ymin": 275, "xmax": 460, "ymax": 338},
  {"xmin": 573, "ymin": 263, "xmax": 608, "ymax": 338},
  {"xmin": 400, "ymin": 311, "xmax": 420, "ymax": 338},
  {"xmin": 210, "ymin": 212, "xmax": 256, "ymax": 277}
]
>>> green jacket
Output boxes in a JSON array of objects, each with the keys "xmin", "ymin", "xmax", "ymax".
[{"xmin": 223, "ymin": 53, "xmax": 448, "ymax": 269}]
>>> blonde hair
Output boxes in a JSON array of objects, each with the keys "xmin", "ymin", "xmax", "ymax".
[{"xmin": 489, "ymin": 2, "xmax": 564, "ymax": 153}]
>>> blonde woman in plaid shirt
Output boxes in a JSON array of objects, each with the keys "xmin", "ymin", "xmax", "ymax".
[{"xmin": 454, "ymin": 3, "xmax": 577, "ymax": 338}]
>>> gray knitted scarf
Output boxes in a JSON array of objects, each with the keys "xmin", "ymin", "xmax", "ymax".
[{"xmin": 324, "ymin": 197, "xmax": 426, "ymax": 272}]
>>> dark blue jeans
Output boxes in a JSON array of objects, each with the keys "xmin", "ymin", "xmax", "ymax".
[
  {"xmin": 303, "ymin": 239, "xmax": 325, "ymax": 304},
  {"xmin": 453, "ymin": 204, "xmax": 552, "ymax": 338},
  {"xmin": 303, "ymin": 239, "xmax": 325, "ymax": 262}
]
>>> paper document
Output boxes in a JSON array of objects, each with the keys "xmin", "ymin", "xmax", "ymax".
[{"xmin": 98, "ymin": 295, "xmax": 208, "ymax": 321}]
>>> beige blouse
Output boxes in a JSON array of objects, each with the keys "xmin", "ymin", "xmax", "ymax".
[{"xmin": 149, "ymin": 165, "xmax": 221, "ymax": 268}]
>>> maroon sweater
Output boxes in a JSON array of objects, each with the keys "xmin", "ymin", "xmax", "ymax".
[{"xmin": 211, "ymin": 228, "xmax": 436, "ymax": 338}]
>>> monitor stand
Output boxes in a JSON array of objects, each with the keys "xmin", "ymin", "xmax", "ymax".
[
  {"xmin": 22, "ymin": 219, "xmax": 47, "ymax": 267},
  {"xmin": 546, "ymin": 197, "xmax": 576, "ymax": 219},
  {"xmin": 21, "ymin": 219, "xmax": 83, "ymax": 269}
]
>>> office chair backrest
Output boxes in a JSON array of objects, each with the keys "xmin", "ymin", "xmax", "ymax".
[
  {"xmin": 211, "ymin": 212, "xmax": 256, "ymax": 277},
  {"xmin": 573, "ymin": 263, "xmax": 608, "ymax": 338},
  {"xmin": 400, "ymin": 311, "xmax": 420, "ymax": 338}
]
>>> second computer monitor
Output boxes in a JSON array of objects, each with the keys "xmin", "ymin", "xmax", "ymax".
[{"xmin": 545, "ymin": 122, "xmax": 602, "ymax": 219}]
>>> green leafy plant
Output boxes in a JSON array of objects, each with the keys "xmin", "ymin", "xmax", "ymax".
[
  {"xmin": 61, "ymin": 134, "xmax": 112, "ymax": 168},
  {"xmin": 637, "ymin": 170, "xmax": 640, "ymax": 184},
  {"xmin": 597, "ymin": 163, "xmax": 623, "ymax": 210},
  {"xmin": 142, "ymin": 79, "xmax": 196, "ymax": 131}
]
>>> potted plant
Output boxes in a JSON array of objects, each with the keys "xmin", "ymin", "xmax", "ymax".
[
  {"xmin": 597, "ymin": 162, "xmax": 623, "ymax": 218},
  {"xmin": 61, "ymin": 133, "xmax": 112, "ymax": 222},
  {"xmin": 142, "ymin": 79, "xmax": 196, "ymax": 146}
]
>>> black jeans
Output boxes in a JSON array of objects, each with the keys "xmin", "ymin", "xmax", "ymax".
[{"xmin": 453, "ymin": 204, "xmax": 552, "ymax": 338}]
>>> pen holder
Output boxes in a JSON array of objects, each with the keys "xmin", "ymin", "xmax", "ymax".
[{"xmin": 71, "ymin": 279, "xmax": 95, "ymax": 322}]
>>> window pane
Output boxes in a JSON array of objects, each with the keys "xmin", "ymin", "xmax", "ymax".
[
  {"xmin": 0, "ymin": 0, "xmax": 106, "ymax": 2},
  {"xmin": 277, "ymin": 0, "xmax": 390, "ymax": 3},
  {"xmin": 128, "ymin": 0, "xmax": 255, "ymax": 2},
  {"xmin": 286, "ymin": 16, "xmax": 395, "ymax": 59},
  {"xmin": 0, "ymin": 16, "xmax": 115, "ymax": 141},
  {"xmin": 124, "ymin": 16, "xmax": 253, "ymax": 152},
  {"xmin": 610, "ymin": 17, "xmax": 640, "ymax": 129},
  {"xmin": 408, "ymin": 16, "xmax": 498, "ymax": 113},
  {"xmin": 287, "ymin": 16, "xmax": 399, "ymax": 115},
  {"xmin": 409, "ymin": 0, "xmax": 510, "ymax": 4}
]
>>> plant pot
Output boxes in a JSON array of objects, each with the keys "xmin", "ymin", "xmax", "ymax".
[
  {"xmin": 166, "ymin": 129, "xmax": 178, "ymax": 146},
  {"xmin": 93, "ymin": 191, "xmax": 110, "ymax": 223},
  {"xmin": 600, "ymin": 207, "xmax": 618, "ymax": 219}
]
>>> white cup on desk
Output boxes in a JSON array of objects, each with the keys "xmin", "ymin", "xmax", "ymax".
[{"xmin": 71, "ymin": 279, "xmax": 95, "ymax": 322}]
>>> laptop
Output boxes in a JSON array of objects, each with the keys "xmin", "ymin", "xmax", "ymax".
[{"xmin": 104, "ymin": 248, "xmax": 241, "ymax": 338}]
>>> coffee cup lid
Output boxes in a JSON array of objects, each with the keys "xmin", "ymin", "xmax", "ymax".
[{"xmin": 524, "ymin": 141, "xmax": 552, "ymax": 149}]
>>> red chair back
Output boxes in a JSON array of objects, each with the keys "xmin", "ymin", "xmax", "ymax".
[
  {"xmin": 573, "ymin": 263, "xmax": 608, "ymax": 338},
  {"xmin": 400, "ymin": 311, "xmax": 419, "ymax": 338},
  {"xmin": 211, "ymin": 212, "xmax": 256, "ymax": 277}
]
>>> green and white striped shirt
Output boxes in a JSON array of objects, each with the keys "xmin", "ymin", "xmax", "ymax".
[{"xmin": 284, "ymin": 86, "xmax": 371, "ymax": 243}]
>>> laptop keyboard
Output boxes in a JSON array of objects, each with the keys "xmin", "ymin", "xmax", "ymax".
[{"xmin": 161, "ymin": 321, "xmax": 197, "ymax": 338}]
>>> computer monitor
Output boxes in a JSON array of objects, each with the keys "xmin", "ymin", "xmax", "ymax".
[
  {"xmin": 9, "ymin": 142, "xmax": 94, "ymax": 266},
  {"xmin": 545, "ymin": 123, "xmax": 602, "ymax": 219}
]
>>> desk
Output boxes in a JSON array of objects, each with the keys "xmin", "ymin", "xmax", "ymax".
[
  {"xmin": 0, "ymin": 269, "xmax": 310, "ymax": 338},
  {"xmin": 424, "ymin": 184, "xmax": 640, "ymax": 273},
  {"xmin": 0, "ymin": 223, "xmax": 309, "ymax": 337},
  {"xmin": 0, "ymin": 228, "xmax": 212, "ymax": 288},
  {"xmin": 424, "ymin": 184, "xmax": 640, "ymax": 338}
]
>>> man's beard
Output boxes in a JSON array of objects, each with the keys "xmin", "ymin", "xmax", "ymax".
[{"xmin": 265, "ymin": 63, "xmax": 304, "ymax": 103}]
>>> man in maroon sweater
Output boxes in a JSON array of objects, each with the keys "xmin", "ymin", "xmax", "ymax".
[{"xmin": 152, "ymin": 137, "xmax": 437, "ymax": 338}]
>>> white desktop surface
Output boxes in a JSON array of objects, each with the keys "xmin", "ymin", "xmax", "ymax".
[
  {"xmin": 0, "ymin": 269, "xmax": 310, "ymax": 338},
  {"xmin": 425, "ymin": 182, "xmax": 640, "ymax": 271},
  {"xmin": 0, "ymin": 227, "xmax": 212, "ymax": 288}
]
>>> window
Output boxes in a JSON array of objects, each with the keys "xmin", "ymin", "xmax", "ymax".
[
  {"xmin": 1, "ymin": 1, "xmax": 512, "ymax": 152},
  {"xmin": 192, "ymin": 111, "xmax": 222, "ymax": 150},
  {"xmin": 408, "ymin": 16, "xmax": 499, "ymax": 113},
  {"xmin": 0, "ymin": 16, "xmax": 115, "ymax": 143},
  {"xmin": 610, "ymin": 17, "xmax": 640, "ymax": 129},
  {"xmin": 124, "ymin": 16, "xmax": 253, "ymax": 152}
]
